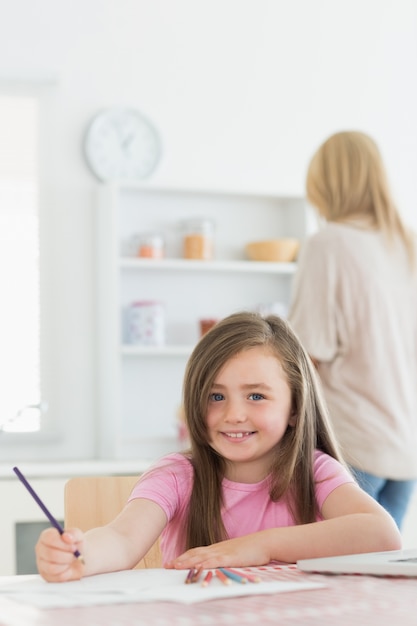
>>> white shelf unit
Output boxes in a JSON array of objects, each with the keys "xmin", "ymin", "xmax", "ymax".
[{"xmin": 96, "ymin": 184, "xmax": 312, "ymax": 460}]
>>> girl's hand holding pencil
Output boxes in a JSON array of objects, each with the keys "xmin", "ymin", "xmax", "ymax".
[
  {"xmin": 36, "ymin": 526, "xmax": 86, "ymax": 582},
  {"xmin": 13, "ymin": 466, "xmax": 86, "ymax": 583}
]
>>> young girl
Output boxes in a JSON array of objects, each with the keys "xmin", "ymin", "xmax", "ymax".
[
  {"xmin": 288, "ymin": 130, "xmax": 417, "ymax": 529},
  {"xmin": 36, "ymin": 312, "xmax": 401, "ymax": 581}
]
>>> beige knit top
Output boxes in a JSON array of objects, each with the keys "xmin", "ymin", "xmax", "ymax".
[{"xmin": 288, "ymin": 222, "xmax": 417, "ymax": 479}]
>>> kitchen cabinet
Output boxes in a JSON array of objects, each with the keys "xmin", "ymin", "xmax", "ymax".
[{"xmin": 96, "ymin": 184, "xmax": 314, "ymax": 459}]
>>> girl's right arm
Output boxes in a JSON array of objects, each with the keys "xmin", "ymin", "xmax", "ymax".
[{"xmin": 35, "ymin": 498, "xmax": 167, "ymax": 582}]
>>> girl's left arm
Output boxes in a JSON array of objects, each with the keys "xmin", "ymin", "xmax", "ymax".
[{"xmin": 165, "ymin": 483, "xmax": 402, "ymax": 570}]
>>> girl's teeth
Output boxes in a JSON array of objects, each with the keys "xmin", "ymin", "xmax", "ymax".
[{"xmin": 227, "ymin": 432, "xmax": 248, "ymax": 438}]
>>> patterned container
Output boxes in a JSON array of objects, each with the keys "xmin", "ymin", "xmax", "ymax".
[{"xmin": 127, "ymin": 301, "xmax": 165, "ymax": 346}]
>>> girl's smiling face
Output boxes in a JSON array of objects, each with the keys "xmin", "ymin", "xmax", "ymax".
[{"xmin": 206, "ymin": 346, "xmax": 295, "ymax": 483}]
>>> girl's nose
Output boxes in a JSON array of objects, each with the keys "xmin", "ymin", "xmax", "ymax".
[{"xmin": 223, "ymin": 400, "xmax": 247, "ymax": 423}]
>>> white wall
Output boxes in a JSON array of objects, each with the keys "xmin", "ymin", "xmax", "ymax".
[{"xmin": 0, "ymin": 0, "xmax": 416, "ymax": 460}]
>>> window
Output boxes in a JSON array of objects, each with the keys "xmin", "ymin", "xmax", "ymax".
[{"xmin": 0, "ymin": 95, "xmax": 43, "ymax": 433}]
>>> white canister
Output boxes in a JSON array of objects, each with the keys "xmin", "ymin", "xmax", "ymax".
[{"xmin": 127, "ymin": 301, "xmax": 165, "ymax": 346}]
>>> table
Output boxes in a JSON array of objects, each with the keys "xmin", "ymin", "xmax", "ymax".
[{"xmin": 0, "ymin": 565, "xmax": 416, "ymax": 626}]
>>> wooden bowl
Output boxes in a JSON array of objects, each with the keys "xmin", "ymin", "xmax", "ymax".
[{"xmin": 245, "ymin": 238, "xmax": 300, "ymax": 262}]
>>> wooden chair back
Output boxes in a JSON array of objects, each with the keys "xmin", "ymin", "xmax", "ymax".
[{"xmin": 64, "ymin": 475, "xmax": 162, "ymax": 568}]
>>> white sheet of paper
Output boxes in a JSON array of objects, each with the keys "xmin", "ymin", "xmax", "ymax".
[{"xmin": 0, "ymin": 569, "xmax": 325, "ymax": 608}]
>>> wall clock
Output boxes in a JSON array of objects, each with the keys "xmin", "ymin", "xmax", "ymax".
[{"xmin": 84, "ymin": 107, "xmax": 162, "ymax": 182}]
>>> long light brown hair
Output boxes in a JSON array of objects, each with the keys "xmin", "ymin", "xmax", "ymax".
[
  {"xmin": 306, "ymin": 130, "xmax": 415, "ymax": 266},
  {"xmin": 182, "ymin": 311, "xmax": 346, "ymax": 550}
]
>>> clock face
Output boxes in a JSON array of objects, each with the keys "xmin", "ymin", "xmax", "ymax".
[{"xmin": 84, "ymin": 108, "xmax": 162, "ymax": 182}]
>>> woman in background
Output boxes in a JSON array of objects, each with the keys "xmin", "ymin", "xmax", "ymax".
[{"xmin": 288, "ymin": 130, "xmax": 417, "ymax": 529}]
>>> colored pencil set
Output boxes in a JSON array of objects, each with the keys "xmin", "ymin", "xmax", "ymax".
[{"xmin": 185, "ymin": 567, "xmax": 261, "ymax": 586}]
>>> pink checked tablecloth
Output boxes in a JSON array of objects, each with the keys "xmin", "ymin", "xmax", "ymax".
[{"xmin": 1, "ymin": 565, "xmax": 416, "ymax": 626}]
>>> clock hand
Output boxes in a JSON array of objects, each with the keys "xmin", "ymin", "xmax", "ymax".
[{"xmin": 122, "ymin": 133, "xmax": 134, "ymax": 152}]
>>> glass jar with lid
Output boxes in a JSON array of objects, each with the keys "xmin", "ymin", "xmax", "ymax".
[
  {"xmin": 182, "ymin": 217, "xmax": 215, "ymax": 260},
  {"xmin": 137, "ymin": 232, "xmax": 164, "ymax": 259}
]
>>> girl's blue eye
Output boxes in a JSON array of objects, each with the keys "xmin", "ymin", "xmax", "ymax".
[
  {"xmin": 249, "ymin": 393, "xmax": 264, "ymax": 401},
  {"xmin": 210, "ymin": 393, "xmax": 224, "ymax": 402}
]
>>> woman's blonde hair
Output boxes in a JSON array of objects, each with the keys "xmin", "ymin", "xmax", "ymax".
[
  {"xmin": 182, "ymin": 311, "xmax": 346, "ymax": 550},
  {"xmin": 306, "ymin": 130, "xmax": 415, "ymax": 265}
]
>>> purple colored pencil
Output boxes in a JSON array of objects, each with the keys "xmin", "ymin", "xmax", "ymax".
[
  {"xmin": 185, "ymin": 568, "xmax": 195, "ymax": 584},
  {"xmin": 13, "ymin": 466, "xmax": 84, "ymax": 561}
]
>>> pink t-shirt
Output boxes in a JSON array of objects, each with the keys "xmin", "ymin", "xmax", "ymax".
[{"xmin": 128, "ymin": 450, "xmax": 354, "ymax": 562}]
